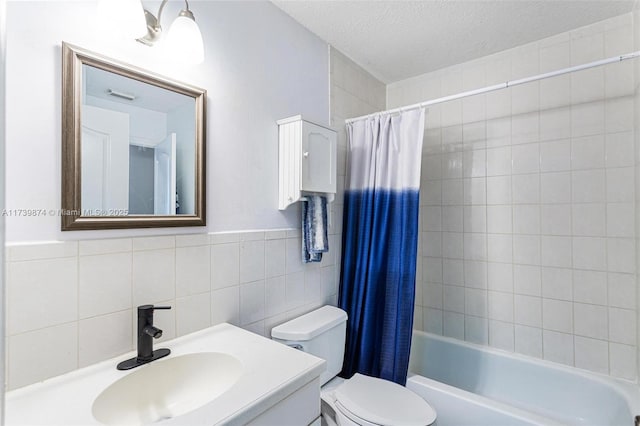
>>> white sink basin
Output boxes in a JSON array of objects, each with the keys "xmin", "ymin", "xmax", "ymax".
[{"xmin": 92, "ymin": 352, "xmax": 243, "ymax": 425}]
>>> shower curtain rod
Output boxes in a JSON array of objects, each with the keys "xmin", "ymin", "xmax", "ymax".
[{"xmin": 345, "ymin": 50, "xmax": 640, "ymax": 124}]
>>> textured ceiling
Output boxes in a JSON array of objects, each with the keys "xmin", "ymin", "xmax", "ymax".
[{"xmin": 272, "ymin": 0, "xmax": 635, "ymax": 83}]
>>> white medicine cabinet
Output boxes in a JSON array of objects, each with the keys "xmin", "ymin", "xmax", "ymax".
[{"xmin": 277, "ymin": 115, "xmax": 337, "ymax": 210}]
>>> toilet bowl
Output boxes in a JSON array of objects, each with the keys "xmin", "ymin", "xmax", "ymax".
[
  {"xmin": 323, "ymin": 373, "xmax": 437, "ymax": 426},
  {"xmin": 271, "ymin": 306, "xmax": 437, "ymax": 426}
]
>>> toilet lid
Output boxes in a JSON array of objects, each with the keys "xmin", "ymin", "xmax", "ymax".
[{"xmin": 334, "ymin": 374, "xmax": 437, "ymax": 426}]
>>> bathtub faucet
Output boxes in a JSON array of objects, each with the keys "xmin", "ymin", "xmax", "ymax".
[{"xmin": 116, "ymin": 304, "xmax": 172, "ymax": 370}]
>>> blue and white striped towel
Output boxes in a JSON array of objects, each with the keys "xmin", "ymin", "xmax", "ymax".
[{"xmin": 302, "ymin": 195, "xmax": 328, "ymax": 263}]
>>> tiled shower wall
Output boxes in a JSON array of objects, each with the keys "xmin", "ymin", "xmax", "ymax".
[
  {"xmin": 389, "ymin": 14, "xmax": 638, "ymax": 380},
  {"xmin": 4, "ymin": 46, "xmax": 385, "ymax": 391},
  {"xmin": 328, "ymin": 46, "xmax": 387, "ymax": 291}
]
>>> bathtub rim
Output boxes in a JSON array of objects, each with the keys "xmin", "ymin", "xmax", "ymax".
[
  {"xmin": 411, "ymin": 329, "xmax": 640, "ymax": 416},
  {"xmin": 406, "ymin": 373, "xmax": 565, "ymax": 426}
]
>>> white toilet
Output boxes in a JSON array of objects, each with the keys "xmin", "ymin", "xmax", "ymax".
[{"xmin": 271, "ymin": 306, "xmax": 437, "ymax": 426}]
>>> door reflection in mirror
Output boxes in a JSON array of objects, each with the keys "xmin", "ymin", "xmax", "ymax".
[{"xmin": 81, "ymin": 64, "xmax": 195, "ymax": 216}]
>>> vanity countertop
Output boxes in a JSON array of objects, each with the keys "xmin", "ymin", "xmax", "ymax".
[{"xmin": 5, "ymin": 323, "xmax": 326, "ymax": 425}]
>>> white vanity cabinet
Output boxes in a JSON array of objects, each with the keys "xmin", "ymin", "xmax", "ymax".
[
  {"xmin": 278, "ymin": 115, "xmax": 337, "ymax": 210},
  {"xmin": 245, "ymin": 378, "xmax": 320, "ymax": 425}
]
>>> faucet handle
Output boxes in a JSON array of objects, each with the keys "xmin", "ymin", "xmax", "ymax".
[{"xmin": 137, "ymin": 304, "xmax": 172, "ymax": 312}]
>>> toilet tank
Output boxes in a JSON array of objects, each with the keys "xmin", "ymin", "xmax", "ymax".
[{"xmin": 271, "ymin": 306, "xmax": 347, "ymax": 386}]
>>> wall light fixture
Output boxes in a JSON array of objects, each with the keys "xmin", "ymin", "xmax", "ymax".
[
  {"xmin": 98, "ymin": 0, "xmax": 205, "ymax": 65},
  {"xmin": 138, "ymin": 0, "xmax": 205, "ymax": 65}
]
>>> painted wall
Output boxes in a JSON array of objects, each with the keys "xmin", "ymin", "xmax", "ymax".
[
  {"xmin": 389, "ymin": 13, "xmax": 637, "ymax": 381},
  {"xmin": 634, "ymin": 2, "xmax": 640, "ymax": 382},
  {"xmin": 5, "ymin": 0, "xmax": 329, "ymax": 242},
  {"xmin": 4, "ymin": 0, "xmax": 334, "ymax": 389},
  {"xmin": 0, "ymin": 0, "xmax": 7, "ymax": 416}
]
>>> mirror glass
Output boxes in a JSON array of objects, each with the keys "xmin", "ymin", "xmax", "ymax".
[
  {"xmin": 62, "ymin": 43, "xmax": 206, "ymax": 230},
  {"xmin": 82, "ymin": 65, "xmax": 196, "ymax": 216}
]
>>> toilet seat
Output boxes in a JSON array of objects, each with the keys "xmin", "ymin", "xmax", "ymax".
[{"xmin": 332, "ymin": 373, "xmax": 437, "ymax": 426}]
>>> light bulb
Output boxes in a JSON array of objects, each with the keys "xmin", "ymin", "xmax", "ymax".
[
  {"xmin": 97, "ymin": 0, "xmax": 147, "ymax": 40},
  {"xmin": 165, "ymin": 12, "xmax": 205, "ymax": 65}
]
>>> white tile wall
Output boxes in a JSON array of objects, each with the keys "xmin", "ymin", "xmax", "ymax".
[
  {"xmin": 8, "ymin": 256, "xmax": 78, "ymax": 335},
  {"xmin": 5, "ymin": 231, "xmax": 339, "ymax": 389},
  {"xmin": 395, "ymin": 14, "xmax": 638, "ymax": 381},
  {"xmin": 79, "ymin": 252, "xmax": 132, "ymax": 318},
  {"xmin": 79, "ymin": 310, "xmax": 132, "ymax": 368},
  {"xmin": 8, "ymin": 322, "xmax": 78, "ymax": 389}
]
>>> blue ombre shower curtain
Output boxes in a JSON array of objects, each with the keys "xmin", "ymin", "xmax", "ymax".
[{"xmin": 339, "ymin": 108, "xmax": 425, "ymax": 386}]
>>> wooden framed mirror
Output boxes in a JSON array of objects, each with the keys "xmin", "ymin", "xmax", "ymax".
[{"xmin": 61, "ymin": 43, "xmax": 206, "ymax": 230}]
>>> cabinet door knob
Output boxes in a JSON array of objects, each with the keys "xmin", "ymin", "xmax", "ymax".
[{"xmin": 303, "ymin": 151, "xmax": 309, "ymax": 158}]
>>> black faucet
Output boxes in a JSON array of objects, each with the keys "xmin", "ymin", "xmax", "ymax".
[{"xmin": 117, "ymin": 305, "xmax": 172, "ymax": 370}]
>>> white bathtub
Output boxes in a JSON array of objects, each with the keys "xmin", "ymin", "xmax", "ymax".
[{"xmin": 408, "ymin": 331, "xmax": 640, "ymax": 426}]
